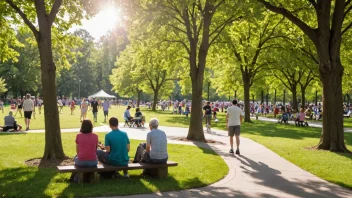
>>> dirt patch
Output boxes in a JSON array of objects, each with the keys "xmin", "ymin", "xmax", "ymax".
[
  {"xmin": 25, "ymin": 157, "xmax": 74, "ymax": 168},
  {"xmin": 171, "ymin": 137, "xmax": 225, "ymax": 145}
]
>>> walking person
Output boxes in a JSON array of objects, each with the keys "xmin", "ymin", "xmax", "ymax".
[
  {"xmin": 80, "ymin": 98, "xmax": 88, "ymax": 122},
  {"xmin": 226, "ymin": 99, "xmax": 244, "ymax": 155},
  {"xmin": 15, "ymin": 98, "xmax": 23, "ymax": 118},
  {"xmin": 70, "ymin": 99, "xmax": 76, "ymax": 115},
  {"xmin": 22, "ymin": 93, "xmax": 34, "ymax": 131},
  {"xmin": 37, "ymin": 97, "xmax": 43, "ymax": 114},
  {"xmin": 57, "ymin": 98, "xmax": 63, "ymax": 113},
  {"xmin": 203, "ymin": 101, "xmax": 212, "ymax": 132},
  {"xmin": 102, "ymin": 99, "xmax": 110, "ymax": 123},
  {"xmin": 31, "ymin": 96, "xmax": 36, "ymax": 119},
  {"xmin": 91, "ymin": 98, "xmax": 99, "ymax": 123}
]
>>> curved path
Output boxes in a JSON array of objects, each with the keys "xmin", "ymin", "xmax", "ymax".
[{"xmin": 28, "ymin": 125, "xmax": 352, "ymax": 198}]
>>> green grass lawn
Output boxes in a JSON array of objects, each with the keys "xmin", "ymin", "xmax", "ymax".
[
  {"xmin": 0, "ymin": 133, "xmax": 228, "ymax": 197},
  {"xmin": 131, "ymin": 108, "xmax": 352, "ymax": 189},
  {"xmin": 263, "ymin": 112, "xmax": 352, "ymax": 128}
]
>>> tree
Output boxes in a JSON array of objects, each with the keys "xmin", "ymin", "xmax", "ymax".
[
  {"xmin": 111, "ymin": 45, "xmax": 144, "ymax": 106},
  {"xmin": 0, "ymin": 30, "xmax": 41, "ymax": 97},
  {"xmin": 3, "ymin": 0, "xmax": 91, "ymax": 159},
  {"xmin": 222, "ymin": 12, "xmax": 283, "ymax": 122},
  {"xmin": 258, "ymin": 0, "xmax": 352, "ymax": 152},
  {"xmin": 143, "ymin": 0, "xmax": 244, "ymax": 141}
]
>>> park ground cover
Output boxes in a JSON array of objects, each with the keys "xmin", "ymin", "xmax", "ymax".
[
  {"xmin": 136, "ymin": 107, "xmax": 352, "ymax": 189},
  {"xmin": 1, "ymin": 106, "xmax": 352, "ymax": 190},
  {"xmin": 0, "ymin": 133, "xmax": 228, "ymax": 197}
]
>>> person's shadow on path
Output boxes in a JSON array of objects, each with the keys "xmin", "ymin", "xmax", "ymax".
[{"xmin": 233, "ymin": 154, "xmax": 350, "ymax": 198}]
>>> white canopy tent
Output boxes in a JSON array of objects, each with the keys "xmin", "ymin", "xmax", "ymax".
[{"xmin": 88, "ymin": 90, "xmax": 116, "ymax": 99}]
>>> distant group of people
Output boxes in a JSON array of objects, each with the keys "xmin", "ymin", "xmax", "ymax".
[
  {"xmin": 57, "ymin": 97, "xmax": 112, "ymax": 123},
  {"xmin": 71, "ymin": 117, "xmax": 167, "ymax": 181},
  {"xmin": 1, "ymin": 93, "xmax": 35, "ymax": 132}
]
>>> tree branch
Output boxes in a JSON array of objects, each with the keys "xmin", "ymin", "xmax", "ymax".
[
  {"xmin": 308, "ymin": 0, "xmax": 317, "ymax": 11},
  {"xmin": 342, "ymin": 21, "xmax": 352, "ymax": 35},
  {"xmin": 5, "ymin": 0, "xmax": 39, "ymax": 39},
  {"xmin": 48, "ymin": 0, "xmax": 62, "ymax": 26},
  {"xmin": 258, "ymin": 0, "xmax": 318, "ymax": 45}
]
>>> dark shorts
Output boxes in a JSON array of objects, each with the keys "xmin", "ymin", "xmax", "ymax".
[
  {"xmin": 228, "ymin": 125, "xmax": 241, "ymax": 136},
  {"xmin": 18, "ymin": 105, "xmax": 22, "ymax": 109},
  {"xmin": 24, "ymin": 111, "xmax": 32, "ymax": 119},
  {"xmin": 104, "ymin": 111, "xmax": 108, "ymax": 116}
]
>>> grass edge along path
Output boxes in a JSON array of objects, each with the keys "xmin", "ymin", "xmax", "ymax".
[
  {"xmin": 132, "ymin": 108, "xmax": 352, "ymax": 190},
  {"xmin": 0, "ymin": 133, "xmax": 228, "ymax": 197}
]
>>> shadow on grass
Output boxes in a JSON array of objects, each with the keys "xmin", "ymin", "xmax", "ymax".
[
  {"xmin": 0, "ymin": 132, "xmax": 27, "ymax": 136},
  {"xmin": 0, "ymin": 167, "xmax": 57, "ymax": 197},
  {"xmin": 241, "ymin": 121, "xmax": 322, "ymax": 140}
]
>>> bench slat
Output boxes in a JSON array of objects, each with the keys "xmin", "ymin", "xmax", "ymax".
[{"xmin": 57, "ymin": 161, "xmax": 178, "ymax": 173}]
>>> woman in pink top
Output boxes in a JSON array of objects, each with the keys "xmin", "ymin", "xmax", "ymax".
[
  {"xmin": 299, "ymin": 108, "xmax": 306, "ymax": 122},
  {"xmin": 74, "ymin": 119, "xmax": 98, "ymax": 167}
]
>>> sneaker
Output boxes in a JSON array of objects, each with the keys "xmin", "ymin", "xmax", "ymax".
[
  {"xmin": 236, "ymin": 149, "xmax": 240, "ymax": 155},
  {"xmin": 26, "ymin": 127, "xmax": 29, "ymax": 131},
  {"xmin": 123, "ymin": 173, "xmax": 129, "ymax": 178},
  {"xmin": 229, "ymin": 149, "xmax": 234, "ymax": 154}
]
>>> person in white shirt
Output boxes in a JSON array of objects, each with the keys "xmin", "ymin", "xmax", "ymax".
[
  {"xmin": 57, "ymin": 98, "xmax": 63, "ymax": 113},
  {"xmin": 22, "ymin": 93, "xmax": 34, "ymax": 131},
  {"xmin": 226, "ymin": 99, "xmax": 244, "ymax": 155}
]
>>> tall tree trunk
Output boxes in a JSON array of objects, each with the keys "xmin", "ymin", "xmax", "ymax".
[
  {"xmin": 292, "ymin": 89, "xmax": 298, "ymax": 112},
  {"xmin": 274, "ymin": 89, "xmax": 277, "ymax": 104},
  {"xmin": 317, "ymin": 60, "xmax": 347, "ymax": 152},
  {"xmin": 315, "ymin": 90, "xmax": 318, "ymax": 106},
  {"xmin": 152, "ymin": 89, "xmax": 159, "ymax": 111},
  {"xmin": 252, "ymin": 94, "xmax": 254, "ymax": 103},
  {"xmin": 266, "ymin": 93, "xmax": 269, "ymax": 105},
  {"xmin": 261, "ymin": 90, "xmax": 264, "ymax": 104},
  {"xmin": 283, "ymin": 90, "xmax": 286, "ymax": 105},
  {"xmin": 187, "ymin": 70, "xmax": 205, "ymax": 141},
  {"xmin": 137, "ymin": 90, "xmax": 141, "ymax": 107},
  {"xmin": 243, "ymin": 79, "xmax": 251, "ymax": 122},
  {"xmin": 39, "ymin": 28, "xmax": 65, "ymax": 160},
  {"xmin": 301, "ymin": 85, "xmax": 306, "ymax": 108}
]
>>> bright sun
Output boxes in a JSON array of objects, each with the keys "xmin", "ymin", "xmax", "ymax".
[{"xmin": 80, "ymin": 6, "xmax": 122, "ymax": 39}]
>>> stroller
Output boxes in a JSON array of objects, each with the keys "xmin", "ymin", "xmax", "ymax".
[{"xmin": 278, "ymin": 112, "xmax": 289, "ymax": 124}]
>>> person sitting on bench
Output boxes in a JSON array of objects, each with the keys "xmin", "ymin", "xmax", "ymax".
[
  {"xmin": 124, "ymin": 106, "xmax": 133, "ymax": 121},
  {"xmin": 133, "ymin": 118, "xmax": 168, "ymax": 164},
  {"xmin": 134, "ymin": 108, "xmax": 143, "ymax": 127},
  {"xmin": 97, "ymin": 117, "xmax": 130, "ymax": 178},
  {"xmin": 297, "ymin": 108, "xmax": 306, "ymax": 126},
  {"xmin": 0, "ymin": 111, "xmax": 22, "ymax": 132},
  {"xmin": 74, "ymin": 119, "xmax": 98, "ymax": 167}
]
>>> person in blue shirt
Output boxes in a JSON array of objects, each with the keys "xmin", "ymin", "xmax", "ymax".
[
  {"xmin": 97, "ymin": 117, "xmax": 130, "ymax": 178},
  {"xmin": 124, "ymin": 106, "xmax": 133, "ymax": 121}
]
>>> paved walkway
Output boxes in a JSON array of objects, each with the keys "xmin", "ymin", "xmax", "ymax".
[{"xmin": 24, "ymin": 125, "xmax": 352, "ymax": 198}]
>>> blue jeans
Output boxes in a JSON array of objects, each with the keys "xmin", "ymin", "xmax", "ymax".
[
  {"xmin": 96, "ymin": 150, "xmax": 128, "ymax": 174},
  {"xmin": 96, "ymin": 150, "xmax": 110, "ymax": 164},
  {"xmin": 74, "ymin": 156, "xmax": 98, "ymax": 167}
]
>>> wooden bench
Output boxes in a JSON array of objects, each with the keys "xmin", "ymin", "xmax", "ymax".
[{"xmin": 57, "ymin": 161, "xmax": 178, "ymax": 183}]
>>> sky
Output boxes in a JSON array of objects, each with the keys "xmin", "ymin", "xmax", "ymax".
[{"xmin": 74, "ymin": 6, "xmax": 122, "ymax": 40}]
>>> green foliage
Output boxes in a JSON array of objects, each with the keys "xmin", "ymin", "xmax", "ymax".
[{"xmin": 0, "ymin": 78, "xmax": 7, "ymax": 94}]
